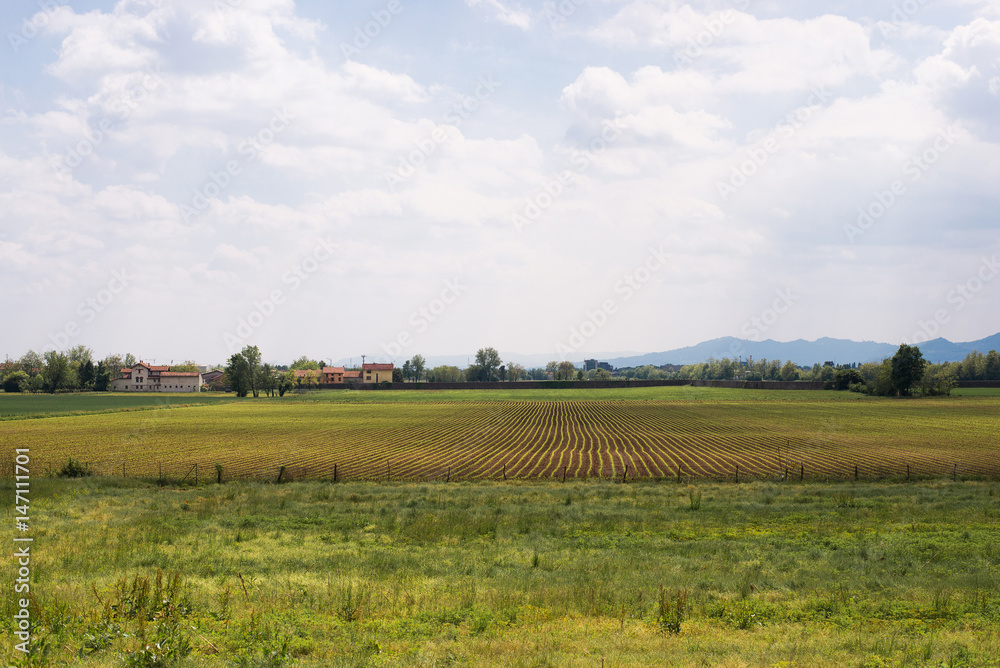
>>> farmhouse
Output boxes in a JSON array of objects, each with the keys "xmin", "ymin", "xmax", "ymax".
[
  {"xmin": 322, "ymin": 366, "xmax": 345, "ymax": 383},
  {"xmin": 362, "ymin": 363, "xmax": 394, "ymax": 383},
  {"xmin": 111, "ymin": 362, "xmax": 203, "ymax": 392}
]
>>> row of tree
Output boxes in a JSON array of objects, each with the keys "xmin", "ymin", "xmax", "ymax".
[
  {"xmin": 0, "ymin": 346, "xmax": 201, "ymax": 394},
  {"xmin": 4, "ymin": 344, "xmax": 997, "ymax": 397}
]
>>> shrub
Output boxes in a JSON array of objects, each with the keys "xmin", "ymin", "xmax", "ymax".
[{"xmin": 58, "ymin": 457, "xmax": 92, "ymax": 478}]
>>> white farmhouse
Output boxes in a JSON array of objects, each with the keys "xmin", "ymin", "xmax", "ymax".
[{"xmin": 111, "ymin": 362, "xmax": 203, "ymax": 392}]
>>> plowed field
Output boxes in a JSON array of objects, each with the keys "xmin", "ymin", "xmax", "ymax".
[{"xmin": 3, "ymin": 393, "xmax": 998, "ymax": 481}]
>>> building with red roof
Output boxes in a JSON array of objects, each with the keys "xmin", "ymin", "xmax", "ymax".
[
  {"xmin": 110, "ymin": 362, "xmax": 203, "ymax": 392},
  {"xmin": 362, "ymin": 363, "xmax": 394, "ymax": 383}
]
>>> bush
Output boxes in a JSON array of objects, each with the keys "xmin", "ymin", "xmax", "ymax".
[
  {"xmin": 2, "ymin": 370, "xmax": 29, "ymax": 393},
  {"xmin": 58, "ymin": 458, "xmax": 92, "ymax": 478}
]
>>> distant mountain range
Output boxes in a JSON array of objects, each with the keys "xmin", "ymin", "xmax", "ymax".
[
  {"xmin": 338, "ymin": 334, "xmax": 1000, "ymax": 370},
  {"xmin": 601, "ymin": 333, "xmax": 1000, "ymax": 368}
]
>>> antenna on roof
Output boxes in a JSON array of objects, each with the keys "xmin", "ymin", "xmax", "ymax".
[{"xmin": 361, "ymin": 355, "xmax": 366, "ymax": 367}]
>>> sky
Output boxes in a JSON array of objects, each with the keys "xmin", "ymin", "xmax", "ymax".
[{"xmin": 0, "ymin": 0, "xmax": 998, "ymax": 367}]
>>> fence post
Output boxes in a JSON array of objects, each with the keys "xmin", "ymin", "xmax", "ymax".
[
  {"xmin": 800, "ymin": 464, "xmax": 804, "ymax": 482},
  {"xmin": 277, "ymin": 465, "xmax": 285, "ymax": 484},
  {"xmin": 622, "ymin": 465, "xmax": 627, "ymax": 484},
  {"xmin": 906, "ymin": 464, "xmax": 910, "ymax": 481},
  {"xmin": 387, "ymin": 462, "xmax": 390, "ymax": 483},
  {"xmin": 677, "ymin": 466, "xmax": 681, "ymax": 484},
  {"xmin": 334, "ymin": 463, "xmax": 337, "ymax": 483},
  {"xmin": 854, "ymin": 465, "xmax": 859, "ymax": 481},
  {"xmin": 195, "ymin": 463, "xmax": 198, "ymax": 486},
  {"xmin": 735, "ymin": 464, "xmax": 739, "ymax": 484},
  {"xmin": 953, "ymin": 463, "xmax": 957, "ymax": 480},
  {"xmin": 503, "ymin": 464, "xmax": 506, "ymax": 481},
  {"xmin": 563, "ymin": 466, "xmax": 567, "ymax": 483}
]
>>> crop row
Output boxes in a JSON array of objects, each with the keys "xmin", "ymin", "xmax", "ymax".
[{"xmin": 3, "ymin": 399, "xmax": 997, "ymax": 482}]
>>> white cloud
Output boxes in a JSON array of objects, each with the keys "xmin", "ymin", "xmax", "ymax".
[{"xmin": 465, "ymin": 0, "xmax": 533, "ymax": 30}]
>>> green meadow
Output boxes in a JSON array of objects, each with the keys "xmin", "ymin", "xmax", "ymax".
[{"xmin": 3, "ymin": 476, "xmax": 999, "ymax": 667}]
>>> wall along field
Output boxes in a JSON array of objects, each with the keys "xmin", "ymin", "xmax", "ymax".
[{"xmin": 2, "ymin": 387, "xmax": 999, "ymax": 482}]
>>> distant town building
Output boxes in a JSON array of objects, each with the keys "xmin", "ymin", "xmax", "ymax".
[
  {"xmin": 322, "ymin": 366, "xmax": 345, "ymax": 383},
  {"xmin": 111, "ymin": 362, "xmax": 203, "ymax": 392},
  {"xmin": 584, "ymin": 359, "xmax": 615, "ymax": 372},
  {"xmin": 362, "ymin": 363, "xmax": 394, "ymax": 383}
]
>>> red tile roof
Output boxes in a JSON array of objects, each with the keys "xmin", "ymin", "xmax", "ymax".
[
  {"xmin": 322, "ymin": 366, "xmax": 346, "ymax": 374},
  {"xmin": 362, "ymin": 363, "xmax": 394, "ymax": 371},
  {"xmin": 160, "ymin": 372, "xmax": 200, "ymax": 377},
  {"xmin": 343, "ymin": 370, "xmax": 362, "ymax": 378}
]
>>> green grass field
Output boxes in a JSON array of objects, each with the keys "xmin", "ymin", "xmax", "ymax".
[
  {"xmin": 0, "ymin": 392, "xmax": 244, "ymax": 420},
  {"xmin": 2, "ymin": 476, "xmax": 998, "ymax": 666},
  {"xmin": 3, "ymin": 388, "xmax": 998, "ymax": 665}
]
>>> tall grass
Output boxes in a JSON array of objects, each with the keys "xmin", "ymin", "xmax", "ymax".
[{"xmin": 1, "ymin": 477, "xmax": 998, "ymax": 666}]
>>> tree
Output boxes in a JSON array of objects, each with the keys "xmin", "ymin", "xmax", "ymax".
[
  {"xmin": 94, "ymin": 362, "xmax": 113, "ymax": 392},
  {"xmin": 225, "ymin": 347, "xmax": 261, "ymax": 398},
  {"xmin": 42, "ymin": 350, "xmax": 74, "ymax": 393},
  {"xmin": 169, "ymin": 361, "xmax": 200, "ymax": 373},
  {"xmin": 392, "ymin": 368, "xmax": 403, "ymax": 383},
  {"xmin": 27, "ymin": 374, "xmax": 44, "ymax": 393},
  {"xmin": 499, "ymin": 365, "xmax": 507, "ymax": 382},
  {"xmin": 474, "ymin": 347, "xmax": 502, "ymax": 381},
  {"xmin": 78, "ymin": 359, "xmax": 96, "ymax": 390},
  {"xmin": 428, "ymin": 365, "xmax": 462, "ymax": 382},
  {"xmin": 67, "ymin": 345, "xmax": 93, "ymax": 365},
  {"xmin": 18, "ymin": 350, "xmax": 43, "ymax": 375},
  {"xmin": 3, "ymin": 370, "xmax": 29, "ymax": 393},
  {"xmin": 780, "ymin": 360, "xmax": 799, "ymax": 382},
  {"xmin": 124, "ymin": 353, "xmax": 137, "ymax": 368},
  {"xmin": 410, "ymin": 354, "xmax": 426, "ymax": 382},
  {"xmin": 834, "ymin": 368, "xmax": 864, "ymax": 391},
  {"xmin": 290, "ymin": 356, "xmax": 321, "ymax": 370},
  {"xmin": 507, "ymin": 362, "xmax": 525, "ymax": 382},
  {"xmin": 985, "ymin": 350, "xmax": 1000, "ymax": 380},
  {"xmin": 918, "ymin": 363, "xmax": 957, "ymax": 396},
  {"xmin": 402, "ymin": 360, "xmax": 413, "ymax": 382},
  {"xmin": 278, "ymin": 371, "xmax": 295, "ymax": 396},
  {"xmin": 575, "ymin": 370, "xmax": 584, "ymax": 381},
  {"xmin": 545, "ymin": 361, "xmax": 558, "ymax": 379},
  {"xmin": 556, "ymin": 361, "xmax": 576, "ymax": 381},
  {"xmin": 258, "ymin": 363, "xmax": 277, "ymax": 397},
  {"xmin": 301, "ymin": 369, "xmax": 321, "ymax": 388},
  {"xmin": 891, "ymin": 344, "xmax": 926, "ymax": 397},
  {"xmin": 594, "ymin": 368, "xmax": 612, "ymax": 381},
  {"xmin": 242, "ymin": 346, "xmax": 262, "ymax": 397}
]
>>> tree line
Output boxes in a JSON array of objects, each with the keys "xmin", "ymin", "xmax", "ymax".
[
  {"xmin": 4, "ymin": 343, "xmax": 997, "ymax": 397},
  {"xmin": 0, "ymin": 347, "xmax": 199, "ymax": 394}
]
